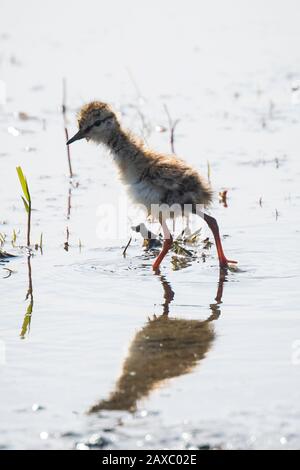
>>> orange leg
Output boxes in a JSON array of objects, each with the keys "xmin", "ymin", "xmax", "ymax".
[
  {"xmin": 152, "ymin": 220, "xmax": 173, "ymax": 271},
  {"xmin": 204, "ymin": 214, "xmax": 237, "ymax": 269}
]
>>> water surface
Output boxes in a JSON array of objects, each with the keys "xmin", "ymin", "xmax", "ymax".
[{"xmin": 1, "ymin": 0, "xmax": 300, "ymax": 450}]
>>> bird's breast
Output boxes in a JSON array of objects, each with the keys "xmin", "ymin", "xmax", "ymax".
[{"xmin": 127, "ymin": 180, "xmax": 163, "ymax": 212}]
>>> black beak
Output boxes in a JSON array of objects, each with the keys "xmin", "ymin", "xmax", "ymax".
[{"xmin": 66, "ymin": 129, "xmax": 86, "ymax": 145}]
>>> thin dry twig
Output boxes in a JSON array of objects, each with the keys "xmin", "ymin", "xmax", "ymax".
[
  {"xmin": 219, "ymin": 190, "xmax": 228, "ymax": 208},
  {"xmin": 62, "ymin": 78, "xmax": 73, "ymax": 178},
  {"xmin": 122, "ymin": 237, "xmax": 132, "ymax": 257},
  {"xmin": 64, "ymin": 226, "xmax": 70, "ymax": 251},
  {"xmin": 163, "ymin": 104, "xmax": 180, "ymax": 154},
  {"xmin": 126, "ymin": 67, "xmax": 145, "ymax": 104},
  {"xmin": 207, "ymin": 161, "xmax": 211, "ymax": 185},
  {"xmin": 3, "ymin": 267, "xmax": 14, "ymax": 279}
]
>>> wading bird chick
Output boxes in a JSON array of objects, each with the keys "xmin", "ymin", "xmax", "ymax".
[{"xmin": 67, "ymin": 101, "xmax": 237, "ymax": 270}]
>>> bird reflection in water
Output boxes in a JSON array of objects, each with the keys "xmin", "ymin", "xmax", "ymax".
[{"xmin": 89, "ymin": 270, "xmax": 225, "ymax": 413}]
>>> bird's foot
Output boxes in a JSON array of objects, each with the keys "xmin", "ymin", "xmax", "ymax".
[
  {"xmin": 152, "ymin": 259, "xmax": 162, "ymax": 271},
  {"xmin": 152, "ymin": 239, "xmax": 173, "ymax": 271}
]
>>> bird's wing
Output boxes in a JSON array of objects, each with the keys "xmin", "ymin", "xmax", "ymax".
[{"xmin": 143, "ymin": 156, "xmax": 190, "ymax": 192}]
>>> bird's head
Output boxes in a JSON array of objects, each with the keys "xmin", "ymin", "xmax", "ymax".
[{"xmin": 67, "ymin": 101, "xmax": 119, "ymax": 145}]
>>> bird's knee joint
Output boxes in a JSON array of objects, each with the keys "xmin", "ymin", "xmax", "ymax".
[
  {"xmin": 205, "ymin": 215, "xmax": 219, "ymax": 230},
  {"xmin": 164, "ymin": 236, "xmax": 173, "ymax": 248}
]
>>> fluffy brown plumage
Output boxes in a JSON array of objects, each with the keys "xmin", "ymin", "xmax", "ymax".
[
  {"xmin": 72, "ymin": 101, "xmax": 212, "ymax": 214},
  {"xmin": 67, "ymin": 101, "xmax": 236, "ymax": 270}
]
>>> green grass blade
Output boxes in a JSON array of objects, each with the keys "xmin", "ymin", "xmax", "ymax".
[
  {"xmin": 21, "ymin": 196, "xmax": 30, "ymax": 214},
  {"xmin": 16, "ymin": 166, "xmax": 30, "ymax": 203}
]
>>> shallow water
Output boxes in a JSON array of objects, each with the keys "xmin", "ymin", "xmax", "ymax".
[{"xmin": 1, "ymin": 0, "xmax": 300, "ymax": 450}]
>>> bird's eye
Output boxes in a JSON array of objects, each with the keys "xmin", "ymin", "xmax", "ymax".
[{"xmin": 94, "ymin": 120, "xmax": 102, "ymax": 127}]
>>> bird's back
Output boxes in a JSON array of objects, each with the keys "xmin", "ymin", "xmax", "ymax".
[{"xmin": 126, "ymin": 151, "xmax": 213, "ymax": 214}]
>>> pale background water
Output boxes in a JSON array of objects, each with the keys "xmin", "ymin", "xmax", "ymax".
[{"xmin": 0, "ymin": 0, "xmax": 300, "ymax": 449}]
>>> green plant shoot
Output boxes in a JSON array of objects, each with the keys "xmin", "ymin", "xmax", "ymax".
[{"xmin": 16, "ymin": 166, "xmax": 32, "ymax": 247}]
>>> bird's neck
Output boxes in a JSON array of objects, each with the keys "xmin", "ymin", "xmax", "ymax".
[{"xmin": 103, "ymin": 127, "xmax": 149, "ymax": 183}]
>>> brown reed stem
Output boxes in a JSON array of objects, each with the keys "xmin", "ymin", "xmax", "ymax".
[
  {"xmin": 163, "ymin": 104, "xmax": 180, "ymax": 154},
  {"xmin": 62, "ymin": 78, "xmax": 73, "ymax": 178}
]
